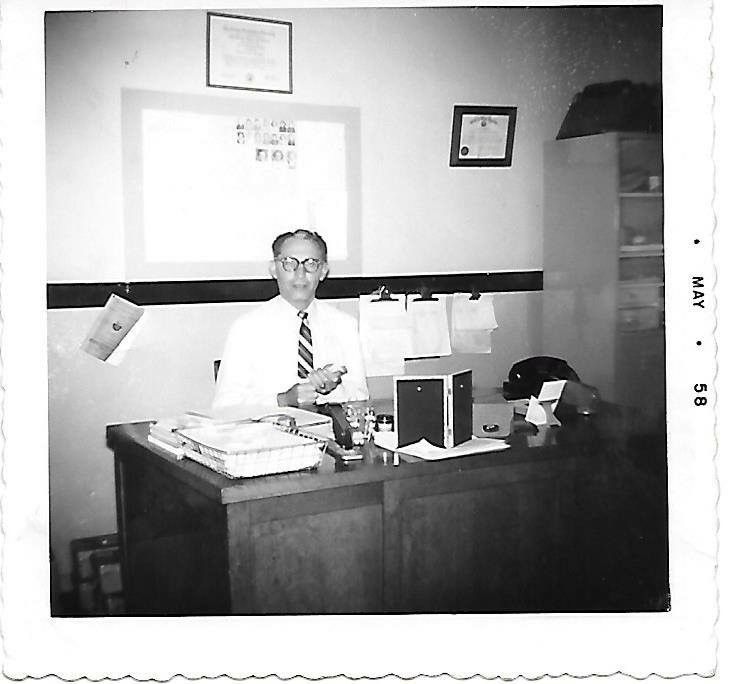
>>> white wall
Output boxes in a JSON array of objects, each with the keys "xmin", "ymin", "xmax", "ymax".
[
  {"xmin": 45, "ymin": 6, "xmax": 661, "ymax": 586},
  {"xmin": 46, "ymin": 7, "xmax": 662, "ymax": 280}
]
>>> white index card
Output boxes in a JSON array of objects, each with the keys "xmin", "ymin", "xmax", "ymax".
[{"xmin": 537, "ymin": 379, "xmax": 567, "ymax": 403}]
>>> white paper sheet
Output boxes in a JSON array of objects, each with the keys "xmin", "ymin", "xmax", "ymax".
[
  {"xmin": 358, "ymin": 294, "xmax": 412, "ymax": 375},
  {"xmin": 538, "ymin": 379, "xmax": 567, "ymax": 402},
  {"xmin": 525, "ymin": 380, "xmax": 567, "ymax": 426},
  {"xmin": 373, "ymin": 431, "xmax": 510, "ymax": 459},
  {"xmin": 405, "ymin": 294, "xmax": 452, "ymax": 358},
  {"xmin": 450, "ymin": 293, "xmax": 499, "ymax": 353},
  {"xmin": 80, "ymin": 294, "xmax": 144, "ymax": 362}
]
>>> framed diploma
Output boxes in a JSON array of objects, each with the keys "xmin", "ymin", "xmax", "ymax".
[
  {"xmin": 449, "ymin": 105, "xmax": 517, "ymax": 167},
  {"xmin": 206, "ymin": 12, "xmax": 293, "ymax": 94}
]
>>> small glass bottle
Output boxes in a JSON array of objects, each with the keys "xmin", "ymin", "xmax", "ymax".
[{"xmin": 364, "ymin": 407, "xmax": 376, "ymax": 440}]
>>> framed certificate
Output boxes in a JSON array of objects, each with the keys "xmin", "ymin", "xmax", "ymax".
[
  {"xmin": 449, "ymin": 105, "xmax": 517, "ymax": 167},
  {"xmin": 206, "ymin": 12, "xmax": 293, "ymax": 94}
]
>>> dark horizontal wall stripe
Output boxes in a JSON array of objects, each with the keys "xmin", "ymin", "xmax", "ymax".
[{"xmin": 47, "ymin": 271, "xmax": 542, "ymax": 309}]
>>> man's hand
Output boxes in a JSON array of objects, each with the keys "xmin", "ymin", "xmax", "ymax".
[
  {"xmin": 309, "ymin": 365, "xmax": 347, "ymax": 395},
  {"xmin": 277, "ymin": 366, "xmax": 348, "ymax": 405},
  {"xmin": 277, "ymin": 382, "xmax": 318, "ymax": 407}
]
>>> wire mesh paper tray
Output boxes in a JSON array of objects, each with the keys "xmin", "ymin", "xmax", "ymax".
[{"xmin": 177, "ymin": 422, "xmax": 327, "ymax": 479}]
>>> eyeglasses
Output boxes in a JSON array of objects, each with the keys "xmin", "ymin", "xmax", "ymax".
[{"xmin": 276, "ymin": 256, "xmax": 324, "ymax": 273}]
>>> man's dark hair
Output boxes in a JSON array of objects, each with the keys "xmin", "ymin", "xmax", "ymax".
[{"xmin": 271, "ymin": 229, "xmax": 328, "ymax": 261}]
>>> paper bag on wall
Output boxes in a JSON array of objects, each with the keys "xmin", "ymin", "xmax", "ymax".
[{"xmin": 81, "ymin": 294, "xmax": 144, "ymax": 363}]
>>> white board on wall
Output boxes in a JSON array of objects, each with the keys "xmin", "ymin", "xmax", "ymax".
[{"xmin": 123, "ymin": 89, "xmax": 361, "ymax": 280}]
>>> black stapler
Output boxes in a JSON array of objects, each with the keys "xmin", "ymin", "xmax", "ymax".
[
  {"xmin": 318, "ymin": 404, "xmax": 353, "ymax": 449},
  {"xmin": 316, "ymin": 404, "xmax": 363, "ymax": 461}
]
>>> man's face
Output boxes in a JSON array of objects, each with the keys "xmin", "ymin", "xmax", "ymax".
[{"xmin": 268, "ymin": 236, "xmax": 329, "ymax": 310}]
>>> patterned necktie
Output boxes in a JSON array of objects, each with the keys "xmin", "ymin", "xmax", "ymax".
[{"xmin": 297, "ymin": 311, "xmax": 314, "ymax": 379}]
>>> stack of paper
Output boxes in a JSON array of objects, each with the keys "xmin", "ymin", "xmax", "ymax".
[
  {"xmin": 149, "ymin": 406, "xmax": 335, "ymax": 459},
  {"xmin": 373, "ymin": 431, "xmax": 510, "ymax": 460},
  {"xmin": 204, "ymin": 404, "xmax": 334, "ymax": 439},
  {"xmin": 148, "ymin": 413, "xmax": 213, "ymax": 458},
  {"xmin": 178, "ymin": 422, "xmax": 299, "ymax": 454}
]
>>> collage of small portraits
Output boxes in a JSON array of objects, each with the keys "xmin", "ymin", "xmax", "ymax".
[{"xmin": 235, "ymin": 117, "xmax": 297, "ymax": 168}]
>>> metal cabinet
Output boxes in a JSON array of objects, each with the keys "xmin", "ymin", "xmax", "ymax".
[{"xmin": 543, "ymin": 133, "xmax": 664, "ymax": 414}]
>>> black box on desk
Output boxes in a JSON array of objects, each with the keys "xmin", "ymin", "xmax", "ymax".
[{"xmin": 394, "ymin": 370, "xmax": 472, "ymax": 448}]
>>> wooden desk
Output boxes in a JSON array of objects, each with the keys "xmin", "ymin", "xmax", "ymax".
[{"xmin": 107, "ymin": 406, "xmax": 668, "ymax": 615}]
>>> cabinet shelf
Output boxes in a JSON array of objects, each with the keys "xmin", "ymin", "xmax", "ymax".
[
  {"xmin": 619, "ymin": 192, "xmax": 663, "ymax": 198},
  {"xmin": 619, "ymin": 244, "xmax": 663, "ymax": 257},
  {"xmin": 618, "ymin": 281, "xmax": 663, "ymax": 288},
  {"xmin": 617, "ymin": 325, "xmax": 665, "ymax": 338}
]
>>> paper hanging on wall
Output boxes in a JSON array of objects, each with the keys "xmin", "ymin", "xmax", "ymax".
[
  {"xmin": 358, "ymin": 294, "xmax": 412, "ymax": 376},
  {"xmin": 450, "ymin": 293, "xmax": 499, "ymax": 353},
  {"xmin": 405, "ymin": 294, "xmax": 452, "ymax": 358},
  {"xmin": 106, "ymin": 309, "xmax": 149, "ymax": 366},
  {"xmin": 80, "ymin": 294, "xmax": 144, "ymax": 363}
]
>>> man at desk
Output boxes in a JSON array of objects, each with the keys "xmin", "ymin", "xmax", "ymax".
[{"xmin": 213, "ymin": 229, "xmax": 369, "ymax": 409}]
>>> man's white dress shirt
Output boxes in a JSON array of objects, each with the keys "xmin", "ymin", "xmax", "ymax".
[{"xmin": 212, "ymin": 295, "xmax": 369, "ymax": 409}]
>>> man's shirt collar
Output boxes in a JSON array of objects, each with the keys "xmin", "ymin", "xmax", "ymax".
[{"xmin": 275, "ymin": 294, "xmax": 319, "ymax": 320}]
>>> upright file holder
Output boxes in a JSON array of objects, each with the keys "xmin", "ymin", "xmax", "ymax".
[{"xmin": 394, "ymin": 370, "xmax": 473, "ymax": 448}]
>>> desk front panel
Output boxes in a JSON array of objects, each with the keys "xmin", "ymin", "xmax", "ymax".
[
  {"xmin": 115, "ymin": 444, "xmax": 230, "ymax": 615},
  {"xmin": 384, "ymin": 459, "xmax": 569, "ymax": 613},
  {"xmin": 108, "ymin": 411, "xmax": 668, "ymax": 615},
  {"xmin": 227, "ymin": 484, "xmax": 384, "ymax": 614}
]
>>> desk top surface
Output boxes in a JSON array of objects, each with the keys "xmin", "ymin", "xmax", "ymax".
[{"xmin": 107, "ymin": 403, "xmax": 665, "ymax": 506}]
